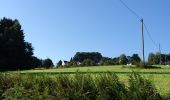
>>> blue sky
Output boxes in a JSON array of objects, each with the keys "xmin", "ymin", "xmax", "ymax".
[{"xmin": 0, "ymin": 0, "xmax": 170, "ymax": 63}]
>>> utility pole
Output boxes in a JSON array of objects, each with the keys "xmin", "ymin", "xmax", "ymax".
[
  {"xmin": 165, "ymin": 54, "xmax": 167, "ymax": 65},
  {"xmin": 159, "ymin": 44, "xmax": 161, "ymax": 65},
  {"xmin": 141, "ymin": 19, "xmax": 145, "ymax": 64}
]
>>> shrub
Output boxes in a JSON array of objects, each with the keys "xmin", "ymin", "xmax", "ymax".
[
  {"xmin": 0, "ymin": 72, "xmax": 164, "ymax": 99},
  {"xmin": 0, "ymin": 73, "xmax": 19, "ymax": 99},
  {"xmin": 128, "ymin": 73, "xmax": 161, "ymax": 100},
  {"xmin": 96, "ymin": 73, "xmax": 128, "ymax": 100}
]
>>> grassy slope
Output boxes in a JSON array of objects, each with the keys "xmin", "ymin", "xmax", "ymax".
[
  {"xmin": 14, "ymin": 65, "xmax": 170, "ymax": 95},
  {"xmin": 19, "ymin": 65, "xmax": 170, "ymax": 73}
]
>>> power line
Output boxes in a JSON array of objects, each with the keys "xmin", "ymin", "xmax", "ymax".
[
  {"xmin": 119, "ymin": 0, "xmax": 142, "ymax": 20},
  {"xmin": 119, "ymin": 0, "xmax": 158, "ymax": 48},
  {"xmin": 143, "ymin": 22, "xmax": 158, "ymax": 47}
]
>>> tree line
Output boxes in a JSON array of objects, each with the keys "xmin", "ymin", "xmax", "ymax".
[
  {"xmin": 57, "ymin": 52, "xmax": 142, "ymax": 67},
  {"xmin": 148, "ymin": 53, "xmax": 170, "ymax": 65},
  {"xmin": 59, "ymin": 52, "xmax": 170, "ymax": 68},
  {"xmin": 0, "ymin": 17, "xmax": 169, "ymax": 70}
]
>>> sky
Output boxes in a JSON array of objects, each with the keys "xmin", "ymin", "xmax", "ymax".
[{"xmin": 0, "ymin": 0, "xmax": 170, "ymax": 63}]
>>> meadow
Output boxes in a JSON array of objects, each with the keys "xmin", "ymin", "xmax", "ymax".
[{"xmin": 16, "ymin": 65, "xmax": 170, "ymax": 96}]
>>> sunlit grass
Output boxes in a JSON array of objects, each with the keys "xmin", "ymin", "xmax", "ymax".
[
  {"xmin": 18, "ymin": 65, "xmax": 170, "ymax": 74},
  {"xmin": 11, "ymin": 65, "xmax": 170, "ymax": 95}
]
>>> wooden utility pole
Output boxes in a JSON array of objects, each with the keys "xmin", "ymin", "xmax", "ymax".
[
  {"xmin": 165, "ymin": 54, "xmax": 167, "ymax": 65},
  {"xmin": 159, "ymin": 44, "xmax": 161, "ymax": 65},
  {"xmin": 141, "ymin": 19, "xmax": 145, "ymax": 64}
]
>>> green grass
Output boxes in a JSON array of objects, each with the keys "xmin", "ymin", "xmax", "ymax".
[
  {"xmin": 118, "ymin": 74, "xmax": 170, "ymax": 95},
  {"xmin": 18, "ymin": 65, "xmax": 170, "ymax": 73},
  {"xmin": 11, "ymin": 65, "xmax": 170, "ymax": 96}
]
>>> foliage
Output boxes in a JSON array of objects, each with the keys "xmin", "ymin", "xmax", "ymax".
[
  {"xmin": 42, "ymin": 58, "xmax": 54, "ymax": 69},
  {"xmin": 119, "ymin": 54, "xmax": 128, "ymax": 65},
  {"xmin": 0, "ymin": 17, "xmax": 41, "ymax": 70},
  {"xmin": 29, "ymin": 56, "xmax": 42, "ymax": 68},
  {"xmin": 0, "ymin": 72, "xmax": 163, "ymax": 100},
  {"xmin": 68, "ymin": 61, "xmax": 78, "ymax": 67},
  {"xmin": 56, "ymin": 60, "xmax": 62, "ymax": 68},
  {"xmin": 81, "ymin": 59, "xmax": 96, "ymax": 66},
  {"xmin": 128, "ymin": 73, "xmax": 161, "ymax": 100},
  {"xmin": 136, "ymin": 61, "xmax": 145, "ymax": 68},
  {"xmin": 148, "ymin": 53, "xmax": 156, "ymax": 65},
  {"xmin": 131, "ymin": 54, "xmax": 141, "ymax": 65},
  {"xmin": 73, "ymin": 52, "xmax": 102, "ymax": 63},
  {"xmin": 66, "ymin": 52, "xmax": 143, "ymax": 67},
  {"xmin": 148, "ymin": 52, "xmax": 170, "ymax": 65},
  {"xmin": 96, "ymin": 73, "xmax": 128, "ymax": 100},
  {"xmin": 99, "ymin": 57, "xmax": 115, "ymax": 65}
]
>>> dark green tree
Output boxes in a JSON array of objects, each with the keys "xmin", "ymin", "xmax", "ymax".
[
  {"xmin": 148, "ymin": 53, "xmax": 156, "ymax": 65},
  {"xmin": 81, "ymin": 59, "xmax": 96, "ymax": 66},
  {"xmin": 57, "ymin": 60, "xmax": 62, "ymax": 67},
  {"xmin": 167, "ymin": 54, "xmax": 170, "ymax": 65},
  {"xmin": 30, "ymin": 56, "xmax": 42, "ymax": 68},
  {"xmin": 148, "ymin": 52, "xmax": 170, "ymax": 65},
  {"xmin": 99, "ymin": 57, "xmax": 115, "ymax": 65},
  {"xmin": 131, "ymin": 54, "xmax": 141, "ymax": 65},
  {"xmin": 0, "ymin": 17, "xmax": 34, "ymax": 70},
  {"xmin": 112, "ymin": 57, "xmax": 120, "ymax": 65},
  {"xmin": 119, "ymin": 54, "xmax": 128, "ymax": 65},
  {"xmin": 154, "ymin": 53, "xmax": 161, "ymax": 64},
  {"xmin": 42, "ymin": 58, "xmax": 54, "ymax": 69},
  {"xmin": 126, "ymin": 56, "xmax": 132, "ymax": 64},
  {"xmin": 73, "ymin": 52, "xmax": 102, "ymax": 63}
]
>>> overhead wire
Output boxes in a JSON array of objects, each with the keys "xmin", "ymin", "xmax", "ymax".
[
  {"xmin": 143, "ymin": 22, "xmax": 158, "ymax": 47},
  {"xmin": 119, "ymin": 0, "xmax": 158, "ymax": 47},
  {"xmin": 119, "ymin": 0, "xmax": 141, "ymax": 20}
]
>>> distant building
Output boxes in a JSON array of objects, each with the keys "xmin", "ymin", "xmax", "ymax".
[
  {"xmin": 77, "ymin": 61, "xmax": 81, "ymax": 65},
  {"xmin": 62, "ymin": 61, "xmax": 69, "ymax": 66},
  {"xmin": 126, "ymin": 63, "xmax": 132, "ymax": 66}
]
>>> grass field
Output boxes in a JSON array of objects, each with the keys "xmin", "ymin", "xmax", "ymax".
[
  {"xmin": 13, "ymin": 65, "xmax": 170, "ymax": 96},
  {"xmin": 19, "ymin": 65, "xmax": 170, "ymax": 73}
]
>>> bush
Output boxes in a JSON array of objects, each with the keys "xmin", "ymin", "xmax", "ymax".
[
  {"xmin": 0, "ymin": 73, "xmax": 19, "ymax": 99},
  {"xmin": 0, "ymin": 72, "xmax": 163, "ymax": 99},
  {"xmin": 128, "ymin": 73, "xmax": 161, "ymax": 100},
  {"xmin": 96, "ymin": 73, "xmax": 128, "ymax": 100}
]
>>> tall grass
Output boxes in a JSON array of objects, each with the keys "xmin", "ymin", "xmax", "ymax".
[{"xmin": 0, "ymin": 72, "xmax": 164, "ymax": 100}]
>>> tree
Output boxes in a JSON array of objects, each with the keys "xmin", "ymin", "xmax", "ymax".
[
  {"xmin": 126, "ymin": 56, "xmax": 132, "ymax": 64},
  {"xmin": 148, "ymin": 52, "xmax": 170, "ymax": 65},
  {"xmin": 148, "ymin": 53, "xmax": 156, "ymax": 65},
  {"xmin": 131, "ymin": 54, "xmax": 141, "ymax": 65},
  {"xmin": 154, "ymin": 53, "xmax": 161, "ymax": 64},
  {"xmin": 81, "ymin": 59, "xmax": 96, "ymax": 66},
  {"xmin": 167, "ymin": 54, "xmax": 170, "ymax": 65},
  {"xmin": 57, "ymin": 60, "xmax": 62, "ymax": 67},
  {"xmin": 112, "ymin": 57, "xmax": 120, "ymax": 65},
  {"xmin": 0, "ymin": 17, "xmax": 34, "ymax": 70},
  {"xmin": 99, "ymin": 57, "xmax": 115, "ymax": 65},
  {"xmin": 119, "ymin": 54, "xmax": 128, "ymax": 65},
  {"xmin": 42, "ymin": 58, "xmax": 54, "ymax": 69},
  {"xmin": 73, "ymin": 52, "xmax": 102, "ymax": 63},
  {"xmin": 70, "ymin": 57, "xmax": 73, "ymax": 62},
  {"xmin": 30, "ymin": 56, "xmax": 42, "ymax": 68}
]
